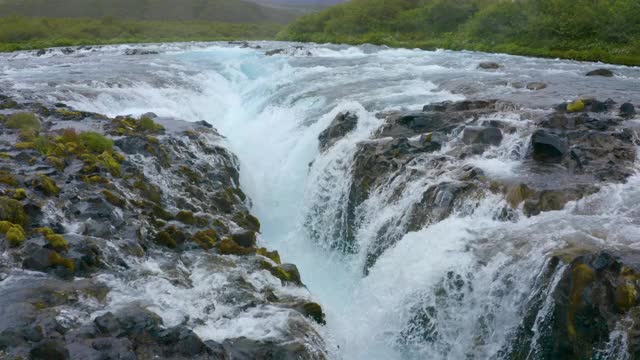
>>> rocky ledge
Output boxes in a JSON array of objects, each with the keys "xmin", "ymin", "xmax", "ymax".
[
  {"xmin": 0, "ymin": 94, "xmax": 326, "ymax": 359},
  {"xmin": 318, "ymin": 96, "xmax": 640, "ymax": 357}
]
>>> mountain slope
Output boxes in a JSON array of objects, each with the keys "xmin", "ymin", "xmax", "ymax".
[{"xmin": 0, "ymin": 0, "xmax": 297, "ymax": 23}]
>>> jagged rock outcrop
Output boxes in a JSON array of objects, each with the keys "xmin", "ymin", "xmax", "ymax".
[
  {"xmin": 317, "ymin": 98, "xmax": 638, "ymax": 274},
  {"xmin": 0, "ymin": 95, "xmax": 327, "ymax": 359}
]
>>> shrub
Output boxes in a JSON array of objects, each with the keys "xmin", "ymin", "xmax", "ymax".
[
  {"xmin": 79, "ymin": 132, "xmax": 113, "ymax": 153},
  {"xmin": 4, "ymin": 112, "xmax": 40, "ymax": 131}
]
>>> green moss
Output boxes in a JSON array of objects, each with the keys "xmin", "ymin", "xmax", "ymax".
[
  {"xmin": 0, "ymin": 196, "xmax": 28, "ymax": 227},
  {"xmin": 154, "ymin": 225, "xmax": 186, "ymax": 249},
  {"xmin": 259, "ymin": 260, "xmax": 295, "ymax": 283},
  {"xmin": 102, "ymin": 190, "xmax": 127, "ymax": 208},
  {"xmin": 217, "ymin": 238, "xmax": 255, "ymax": 256},
  {"xmin": 615, "ymin": 282, "xmax": 638, "ymax": 312},
  {"xmin": 34, "ymin": 175, "xmax": 60, "ymax": 196},
  {"xmin": 48, "ymin": 251, "xmax": 74, "ymax": 272},
  {"xmin": 151, "ymin": 204, "xmax": 173, "ymax": 221},
  {"xmin": 155, "ymin": 231, "xmax": 176, "ymax": 248},
  {"xmin": 14, "ymin": 142, "xmax": 35, "ymax": 150},
  {"xmin": 192, "ymin": 229, "xmax": 219, "ymax": 249},
  {"xmin": 13, "ymin": 188, "xmax": 27, "ymax": 200},
  {"xmin": 0, "ymin": 152, "xmax": 11, "ymax": 159},
  {"xmin": 133, "ymin": 179, "xmax": 162, "ymax": 203},
  {"xmin": 0, "ymin": 221, "xmax": 25, "ymax": 247},
  {"xmin": 5, "ymin": 224, "xmax": 25, "ymax": 247},
  {"xmin": 83, "ymin": 175, "xmax": 109, "ymax": 184},
  {"xmin": 46, "ymin": 156, "xmax": 66, "ymax": 171},
  {"xmin": 79, "ymin": 132, "xmax": 113, "ymax": 153},
  {"xmin": 567, "ymin": 100, "xmax": 585, "ymax": 113},
  {"xmin": 302, "ymin": 302, "xmax": 326, "ymax": 325},
  {"xmin": 4, "ymin": 112, "xmax": 40, "ymax": 131},
  {"xmin": 176, "ymin": 210, "xmax": 196, "ymax": 224},
  {"xmin": 139, "ymin": 116, "xmax": 165, "ymax": 133},
  {"xmin": 34, "ymin": 136, "xmax": 54, "ymax": 155},
  {"xmin": 19, "ymin": 128, "xmax": 38, "ymax": 141},
  {"xmin": 97, "ymin": 151, "xmax": 121, "ymax": 177},
  {"xmin": 179, "ymin": 165, "xmax": 200, "ymax": 183},
  {"xmin": 233, "ymin": 211, "xmax": 261, "ymax": 232},
  {"xmin": 45, "ymin": 234, "xmax": 69, "ymax": 252},
  {"xmin": 34, "ymin": 227, "xmax": 55, "ymax": 236},
  {"xmin": 257, "ymin": 248, "xmax": 281, "ymax": 264},
  {"xmin": 0, "ymin": 171, "xmax": 18, "ymax": 186}
]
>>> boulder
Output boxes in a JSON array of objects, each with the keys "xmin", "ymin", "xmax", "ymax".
[
  {"xmin": 478, "ymin": 62, "xmax": 501, "ymax": 69},
  {"xmin": 461, "ymin": 126, "xmax": 502, "ymax": 146},
  {"xmin": 620, "ymin": 102, "xmax": 636, "ymax": 118},
  {"xmin": 530, "ymin": 130, "xmax": 568, "ymax": 161},
  {"xmin": 318, "ymin": 111, "xmax": 358, "ymax": 151},
  {"xmin": 265, "ymin": 49, "xmax": 284, "ymax": 56},
  {"xmin": 526, "ymin": 82, "xmax": 547, "ymax": 91},
  {"xmin": 586, "ymin": 68, "xmax": 614, "ymax": 77}
]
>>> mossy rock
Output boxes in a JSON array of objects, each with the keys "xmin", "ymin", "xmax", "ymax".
[
  {"xmin": 0, "ymin": 221, "xmax": 26, "ymax": 247},
  {"xmin": 233, "ymin": 211, "xmax": 261, "ymax": 232},
  {"xmin": 46, "ymin": 156, "xmax": 66, "ymax": 171},
  {"xmin": 0, "ymin": 171, "xmax": 18, "ymax": 186},
  {"xmin": 83, "ymin": 175, "xmax": 109, "ymax": 184},
  {"xmin": 154, "ymin": 225, "xmax": 186, "ymax": 249},
  {"xmin": 259, "ymin": 261, "xmax": 302, "ymax": 285},
  {"xmin": 48, "ymin": 251, "xmax": 75, "ymax": 272},
  {"xmin": 217, "ymin": 238, "xmax": 255, "ymax": 256},
  {"xmin": 567, "ymin": 100, "xmax": 585, "ymax": 113},
  {"xmin": 302, "ymin": 302, "xmax": 326, "ymax": 325},
  {"xmin": 45, "ymin": 234, "xmax": 69, "ymax": 252},
  {"xmin": 175, "ymin": 210, "xmax": 198, "ymax": 225},
  {"xmin": 133, "ymin": 179, "xmax": 162, "ymax": 203},
  {"xmin": 192, "ymin": 229, "xmax": 219, "ymax": 250},
  {"xmin": 0, "ymin": 196, "xmax": 28, "ymax": 227},
  {"xmin": 13, "ymin": 188, "xmax": 27, "ymax": 200},
  {"xmin": 102, "ymin": 190, "xmax": 127, "ymax": 208},
  {"xmin": 151, "ymin": 204, "xmax": 173, "ymax": 221},
  {"xmin": 33, "ymin": 175, "xmax": 60, "ymax": 196},
  {"xmin": 257, "ymin": 248, "xmax": 281, "ymax": 264}
]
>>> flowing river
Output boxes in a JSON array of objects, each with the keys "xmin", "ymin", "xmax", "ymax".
[{"xmin": 2, "ymin": 42, "xmax": 640, "ymax": 359}]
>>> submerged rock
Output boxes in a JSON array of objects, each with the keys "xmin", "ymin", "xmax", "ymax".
[
  {"xmin": 586, "ymin": 68, "xmax": 615, "ymax": 77},
  {"xmin": 478, "ymin": 61, "xmax": 501, "ymax": 69}
]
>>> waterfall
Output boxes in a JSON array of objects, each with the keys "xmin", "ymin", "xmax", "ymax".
[{"xmin": 2, "ymin": 41, "xmax": 640, "ymax": 359}]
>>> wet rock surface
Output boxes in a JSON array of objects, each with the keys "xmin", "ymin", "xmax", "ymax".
[
  {"xmin": 0, "ymin": 95, "xmax": 326, "ymax": 359},
  {"xmin": 317, "ymin": 98, "xmax": 638, "ymax": 275}
]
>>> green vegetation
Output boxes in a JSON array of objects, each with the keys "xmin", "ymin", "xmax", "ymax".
[
  {"xmin": 3, "ymin": 112, "xmax": 40, "ymax": 131},
  {"xmin": 34, "ymin": 175, "xmax": 60, "ymax": 196},
  {"xmin": 0, "ymin": 16, "xmax": 283, "ymax": 52},
  {"xmin": 279, "ymin": 0, "xmax": 640, "ymax": 65},
  {"xmin": 192, "ymin": 229, "xmax": 219, "ymax": 249},
  {"xmin": 0, "ymin": 220, "xmax": 26, "ymax": 247},
  {"xmin": 79, "ymin": 132, "xmax": 114, "ymax": 153}
]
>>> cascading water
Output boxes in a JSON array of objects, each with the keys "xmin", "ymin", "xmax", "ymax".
[{"xmin": 2, "ymin": 42, "xmax": 640, "ymax": 359}]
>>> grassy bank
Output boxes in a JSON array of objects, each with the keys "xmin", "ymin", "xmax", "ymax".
[
  {"xmin": 277, "ymin": 0, "xmax": 640, "ymax": 66},
  {"xmin": 0, "ymin": 16, "xmax": 283, "ymax": 52}
]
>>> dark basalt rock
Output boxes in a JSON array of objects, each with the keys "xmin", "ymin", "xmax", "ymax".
[
  {"xmin": 461, "ymin": 126, "xmax": 502, "ymax": 146},
  {"xmin": 530, "ymin": 129, "xmax": 568, "ymax": 161},
  {"xmin": 620, "ymin": 102, "xmax": 636, "ymax": 118},
  {"xmin": 265, "ymin": 49, "xmax": 285, "ymax": 56},
  {"xmin": 586, "ymin": 68, "xmax": 615, "ymax": 77},
  {"xmin": 318, "ymin": 111, "xmax": 358, "ymax": 151}
]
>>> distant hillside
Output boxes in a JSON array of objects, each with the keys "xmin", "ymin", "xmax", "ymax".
[
  {"xmin": 278, "ymin": 0, "xmax": 640, "ymax": 65},
  {"xmin": 0, "ymin": 0, "xmax": 297, "ymax": 23}
]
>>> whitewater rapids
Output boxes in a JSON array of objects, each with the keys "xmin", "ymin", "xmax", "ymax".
[{"xmin": 2, "ymin": 41, "xmax": 640, "ymax": 359}]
